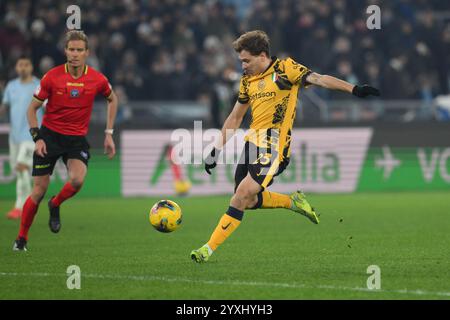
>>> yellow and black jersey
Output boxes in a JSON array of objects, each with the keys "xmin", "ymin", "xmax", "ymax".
[{"xmin": 237, "ymin": 56, "xmax": 311, "ymax": 161}]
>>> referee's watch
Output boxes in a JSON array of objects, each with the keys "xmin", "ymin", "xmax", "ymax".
[
  {"xmin": 29, "ymin": 127, "xmax": 43, "ymax": 142},
  {"xmin": 105, "ymin": 129, "xmax": 114, "ymax": 135}
]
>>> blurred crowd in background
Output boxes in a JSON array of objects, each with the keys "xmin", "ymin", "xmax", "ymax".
[{"xmin": 1, "ymin": 0, "xmax": 449, "ymax": 125}]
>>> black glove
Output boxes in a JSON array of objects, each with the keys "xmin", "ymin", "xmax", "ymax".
[
  {"xmin": 204, "ymin": 147, "xmax": 220, "ymax": 175},
  {"xmin": 352, "ymin": 85, "xmax": 380, "ymax": 98}
]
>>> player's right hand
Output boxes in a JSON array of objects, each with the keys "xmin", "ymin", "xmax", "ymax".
[
  {"xmin": 352, "ymin": 84, "xmax": 380, "ymax": 98},
  {"xmin": 35, "ymin": 139, "xmax": 47, "ymax": 157},
  {"xmin": 204, "ymin": 147, "xmax": 219, "ymax": 175}
]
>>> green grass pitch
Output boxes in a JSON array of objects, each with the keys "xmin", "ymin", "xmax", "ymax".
[{"xmin": 0, "ymin": 192, "xmax": 449, "ymax": 299}]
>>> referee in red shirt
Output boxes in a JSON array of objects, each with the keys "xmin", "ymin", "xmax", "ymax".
[{"xmin": 13, "ymin": 30, "xmax": 118, "ymax": 251}]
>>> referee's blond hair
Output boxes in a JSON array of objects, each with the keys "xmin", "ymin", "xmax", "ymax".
[{"xmin": 65, "ymin": 30, "xmax": 89, "ymax": 49}]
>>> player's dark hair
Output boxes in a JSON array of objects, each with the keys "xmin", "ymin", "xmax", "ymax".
[
  {"xmin": 233, "ymin": 30, "xmax": 270, "ymax": 57},
  {"xmin": 65, "ymin": 30, "xmax": 89, "ymax": 49},
  {"xmin": 16, "ymin": 55, "xmax": 32, "ymax": 62}
]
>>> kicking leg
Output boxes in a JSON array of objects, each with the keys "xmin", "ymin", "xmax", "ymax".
[
  {"xmin": 248, "ymin": 189, "xmax": 319, "ymax": 224},
  {"xmin": 246, "ymin": 190, "xmax": 291, "ymax": 210},
  {"xmin": 289, "ymin": 190, "xmax": 320, "ymax": 224}
]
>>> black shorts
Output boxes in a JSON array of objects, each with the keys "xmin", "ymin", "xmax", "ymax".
[
  {"xmin": 234, "ymin": 141, "xmax": 289, "ymax": 192},
  {"xmin": 32, "ymin": 126, "xmax": 90, "ymax": 176}
]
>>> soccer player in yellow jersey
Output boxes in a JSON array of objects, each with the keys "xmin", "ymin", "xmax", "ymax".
[{"xmin": 191, "ymin": 30, "xmax": 379, "ymax": 263}]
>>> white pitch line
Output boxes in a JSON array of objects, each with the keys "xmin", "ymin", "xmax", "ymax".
[{"xmin": 1, "ymin": 272, "xmax": 449, "ymax": 298}]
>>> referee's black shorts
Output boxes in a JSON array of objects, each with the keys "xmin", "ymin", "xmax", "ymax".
[{"xmin": 32, "ymin": 126, "xmax": 90, "ymax": 176}]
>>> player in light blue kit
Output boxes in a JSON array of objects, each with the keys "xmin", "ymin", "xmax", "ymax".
[{"xmin": 0, "ymin": 56, "xmax": 43, "ymax": 219}]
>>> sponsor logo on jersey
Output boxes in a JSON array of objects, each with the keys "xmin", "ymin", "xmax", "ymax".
[
  {"xmin": 250, "ymin": 91, "xmax": 276, "ymax": 101},
  {"xmin": 67, "ymin": 82, "xmax": 84, "ymax": 87},
  {"xmin": 35, "ymin": 164, "xmax": 51, "ymax": 169}
]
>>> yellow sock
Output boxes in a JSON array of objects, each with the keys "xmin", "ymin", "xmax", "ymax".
[
  {"xmin": 207, "ymin": 211, "xmax": 242, "ymax": 251},
  {"xmin": 261, "ymin": 190, "xmax": 291, "ymax": 209}
]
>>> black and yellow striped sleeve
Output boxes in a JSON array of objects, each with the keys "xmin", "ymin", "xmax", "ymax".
[
  {"xmin": 237, "ymin": 76, "xmax": 250, "ymax": 104},
  {"xmin": 284, "ymin": 58, "xmax": 312, "ymax": 88}
]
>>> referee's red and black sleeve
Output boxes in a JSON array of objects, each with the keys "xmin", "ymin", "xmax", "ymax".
[
  {"xmin": 33, "ymin": 74, "xmax": 51, "ymax": 101},
  {"xmin": 99, "ymin": 75, "xmax": 113, "ymax": 98}
]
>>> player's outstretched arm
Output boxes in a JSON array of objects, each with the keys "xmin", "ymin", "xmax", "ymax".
[
  {"xmin": 104, "ymin": 90, "xmax": 118, "ymax": 159},
  {"xmin": 204, "ymin": 100, "xmax": 249, "ymax": 175},
  {"xmin": 305, "ymin": 72, "xmax": 380, "ymax": 98}
]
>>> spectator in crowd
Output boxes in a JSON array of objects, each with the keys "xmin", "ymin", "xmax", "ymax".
[{"xmin": 0, "ymin": 0, "xmax": 449, "ymax": 124}]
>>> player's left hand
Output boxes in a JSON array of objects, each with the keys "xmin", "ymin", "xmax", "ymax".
[
  {"xmin": 104, "ymin": 134, "xmax": 116, "ymax": 159},
  {"xmin": 204, "ymin": 147, "xmax": 219, "ymax": 175},
  {"xmin": 352, "ymin": 85, "xmax": 380, "ymax": 98}
]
